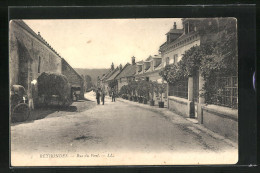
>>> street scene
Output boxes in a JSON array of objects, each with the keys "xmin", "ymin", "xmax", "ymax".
[{"xmin": 10, "ymin": 18, "xmax": 238, "ymax": 166}]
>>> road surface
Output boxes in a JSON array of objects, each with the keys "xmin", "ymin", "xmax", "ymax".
[{"xmin": 11, "ymin": 92, "xmax": 238, "ymax": 166}]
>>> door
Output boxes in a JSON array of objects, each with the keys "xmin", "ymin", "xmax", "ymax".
[{"xmin": 193, "ymin": 70, "xmax": 199, "ymax": 118}]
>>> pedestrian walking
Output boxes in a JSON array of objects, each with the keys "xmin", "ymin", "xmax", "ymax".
[
  {"xmin": 96, "ymin": 89, "xmax": 100, "ymax": 105},
  {"xmin": 101, "ymin": 89, "xmax": 105, "ymax": 105}
]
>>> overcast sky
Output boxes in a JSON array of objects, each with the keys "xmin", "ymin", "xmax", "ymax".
[{"xmin": 24, "ymin": 19, "xmax": 182, "ymax": 69}]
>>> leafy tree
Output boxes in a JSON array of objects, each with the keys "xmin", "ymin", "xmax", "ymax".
[
  {"xmin": 108, "ymin": 79, "xmax": 118, "ymax": 90},
  {"xmin": 85, "ymin": 75, "xmax": 92, "ymax": 83}
]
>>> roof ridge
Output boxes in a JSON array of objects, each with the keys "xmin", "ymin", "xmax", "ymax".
[{"xmin": 13, "ymin": 20, "xmax": 62, "ymax": 59}]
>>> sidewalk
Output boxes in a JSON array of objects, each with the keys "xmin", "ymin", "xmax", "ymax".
[{"xmin": 118, "ymin": 98, "xmax": 237, "ymax": 148}]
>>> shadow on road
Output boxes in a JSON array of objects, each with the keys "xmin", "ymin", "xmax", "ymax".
[{"xmin": 11, "ymin": 99, "xmax": 96, "ymax": 126}]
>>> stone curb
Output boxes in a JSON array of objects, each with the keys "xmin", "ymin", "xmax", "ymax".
[{"xmin": 118, "ymin": 98, "xmax": 237, "ymax": 148}]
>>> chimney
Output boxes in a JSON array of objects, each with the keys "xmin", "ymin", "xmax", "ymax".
[
  {"xmin": 132, "ymin": 56, "xmax": 136, "ymax": 65},
  {"xmin": 119, "ymin": 64, "xmax": 122, "ymax": 71},
  {"xmin": 173, "ymin": 22, "xmax": 177, "ymax": 29},
  {"xmin": 111, "ymin": 63, "xmax": 114, "ymax": 70}
]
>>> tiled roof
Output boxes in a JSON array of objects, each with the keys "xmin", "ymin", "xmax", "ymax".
[
  {"xmin": 115, "ymin": 63, "xmax": 136, "ymax": 79},
  {"xmin": 145, "ymin": 56, "xmax": 153, "ymax": 61},
  {"xmin": 136, "ymin": 60, "xmax": 143, "ymax": 65},
  {"xmin": 102, "ymin": 68, "xmax": 117, "ymax": 81},
  {"xmin": 166, "ymin": 29, "xmax": 183, "ymax": 35},
  {"xmin": 135, "ymin": 68, "xmax": 162, "ymax": 77},
  {"xmin": 106, "ymin": 68, "xmax": 121, "ymax": 81},
  {"xmin": 153, "ymin": 55, "xmax": 162, "ymax": 59}
]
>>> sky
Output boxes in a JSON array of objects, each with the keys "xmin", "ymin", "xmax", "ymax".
[{"xmin": 24, "ymin": 19, "xmax": 182, "ymax": 69}]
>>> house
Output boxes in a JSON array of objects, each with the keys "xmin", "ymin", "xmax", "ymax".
[
  {"xmin": 9, "ymin": 20, "xmax": 84, "ymax": 109},
  {"xmin": 134, "ymin": 54, "xmax": 167, "ymax": 105},
  {"xmin": 160, "ymin": 18, "xmax": 238, "ymax": 141},
  {"xmin": 9, "ymin": 20, "xmax": 63, "ymax": 109},
  {"xmin": 99, "ymin": 63, "xmax": 117, "ymax": 93},
  {"xmin": 159, "ymin": 19, "xmax": 201, "ymax": 117},
  {"xmin": 105, "ymin": 65, "xmax": 122, "ymax": 94},
  {"xmin": 61, "ymin": 59, "xmax": 84, "ymax": 99},
  {"xmin": 115, "ymin": 56, "xmax": 136, "ymax": 92}
]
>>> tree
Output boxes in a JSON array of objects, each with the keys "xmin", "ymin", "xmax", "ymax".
[
  {"xmin": 85, "ymin": 75, "xmax": 92, "ymax": 83},
  {"xmin": 108, "ymin": 79, "xmax": 118, "ymax": 90},
  {"xmin": 85, "ymin": 75, "xmax": 93, "ymax": 91}
]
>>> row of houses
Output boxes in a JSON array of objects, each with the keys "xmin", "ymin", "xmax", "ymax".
[
  {"xmin": 9, "ymin": 20, "xmax": 84, "ymax": 109},
  {"xmin": 98, "ymin": 18, "xmax": 238, "ymax": 142}
]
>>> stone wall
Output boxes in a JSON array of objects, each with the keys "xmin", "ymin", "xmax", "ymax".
[
  {"xmin": 168, "ymin": 96, "xmax": 192, "ymax": 118},
  {"xmin": 9, "ymin": 20, "xmax": 62, "ymax": 109},
  {"xmin": 201, "ymin": 105, "xmax": 238, "ymax": 142}
]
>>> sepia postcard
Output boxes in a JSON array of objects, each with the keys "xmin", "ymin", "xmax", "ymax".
[{"xmin": 9, "ymin": 18, "xmax": 238, "ymax": 166}]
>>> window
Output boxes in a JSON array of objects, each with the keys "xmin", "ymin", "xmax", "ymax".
[
  {"xmin": 146, "ymin": 77, "xmax": 149, "ymax": 81},
  {"xmin": 168, "ymin": 79, "xmax": 188, "ymax": 99},
  {"xmin": 211, "ymin": 76, "xmax": 238, "ymax": 109},
  {"xmin": 167, "ymin": 35, "xmax": 170, "ymax": 42},
  {"xmin": 166, "ymin": 57, "xmax": 169, "ymax": 65},
  {"xmin": 38, "ymin": 56, "xmax": 41, "ymax": 73},
  {"xmin": 173, "ymin": 54, "xmax": 178, "ymax": 64}
]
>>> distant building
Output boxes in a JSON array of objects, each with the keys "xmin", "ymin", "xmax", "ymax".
[
  {"xmin": 106, "ymin": 66, "xmax": 121, "ymax": 93},
  {"xmin": 99, "ymin": 63, "xmax": 116, "ymax": 93},
  {"xmin": 61, "ymin": 59, "xmax": 84, "ymax": 99},
  {"xmin": 116, "ymin": 56, "xmax": 136, "ymax": 92}
]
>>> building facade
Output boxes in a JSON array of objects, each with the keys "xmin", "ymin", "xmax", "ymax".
[
  {"xmin": 9, "ymin": 20, "xmax": 63, "ymax": 109},
  {"xmin": 9, "ymin": 20, "xmax": 84, "ymax": 108},
  {"xmin": 134, "ymin": 55, "xmax": 167, "ymax": 105},
  {"xmin": 160, "ymin": 18, "xmax": 238, "ymax": 142},
  {"xmin": 116, "ymin": 56, "xmax": 136, "ymax": 92},
  {"xmin": 61, "ymin": 59, "xmax": 84, "ymax": 99}
]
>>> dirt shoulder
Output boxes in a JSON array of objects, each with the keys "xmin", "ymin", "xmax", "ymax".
[{"xmin": 11, "ymin": 99, "xmax": 96, "ymax": 126}]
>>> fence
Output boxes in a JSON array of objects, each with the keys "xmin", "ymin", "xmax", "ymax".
[
  {"xmin": 212, "ymin": 76, "xmax": 238, "ymax": 109},
  {"xmin": 168, "ymin": 79, "xmax": 188, "ymax": 99}
]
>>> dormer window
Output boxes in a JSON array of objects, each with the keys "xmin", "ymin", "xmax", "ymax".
[{"xmin": 138, "ymin": 65, "xmax": 142, "ymax": 72}]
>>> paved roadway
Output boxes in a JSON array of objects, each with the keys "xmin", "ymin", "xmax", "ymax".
[{"xmin": 11, "ymin": 92, "xmax": 238, "ymax": 166}]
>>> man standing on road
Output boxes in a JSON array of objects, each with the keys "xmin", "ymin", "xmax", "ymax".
[
  {"xmin": 96, "ymin": 89, "xmax": 100, "ymax": 105},
  {"xmin": 101, "ymin": 89, "xmax": 105, "ymax": 105},
  {"xmin": 111, "ymin": 89, "xmax": 116, "ymax": 102}
]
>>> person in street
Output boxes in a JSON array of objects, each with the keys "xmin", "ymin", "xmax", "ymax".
[
  {"xmin": 101, "ymin": 89, "xmax": 105, "ymax": 105},
  {"xmin": 111, "ymin": 90, "xmax": 116, "ymax": 102},
  {"xmin": 96, "ymin": 89, "xmax": 100, "ymax": 105}
]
